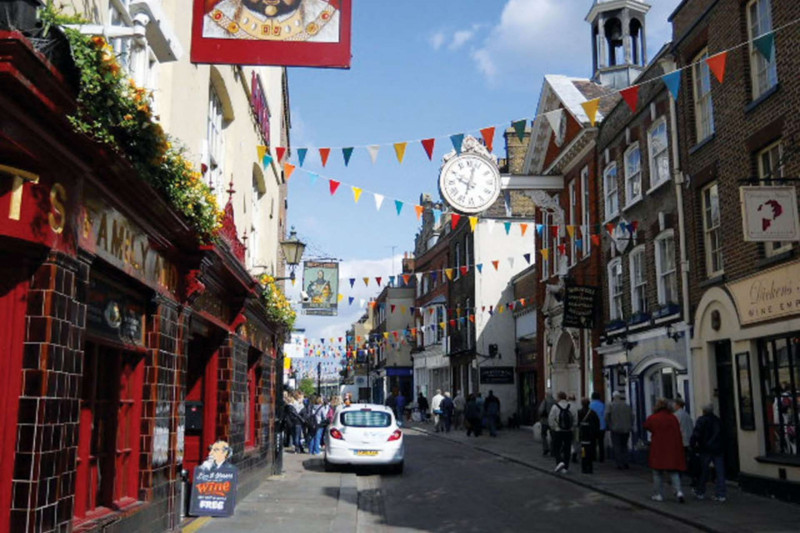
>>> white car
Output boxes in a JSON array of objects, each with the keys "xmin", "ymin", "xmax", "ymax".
[{"xmin": 324, "ymin": 403, "xmax": 404, "ymax": 474}]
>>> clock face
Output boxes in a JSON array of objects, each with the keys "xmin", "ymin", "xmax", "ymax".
[{"xmin": 439, "ymin": 154, "xmax": 501, "ymax": 214}]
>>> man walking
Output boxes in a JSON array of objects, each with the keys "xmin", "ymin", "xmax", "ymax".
[
  {"xmin": 548, "ymin": 391, "xmax": 575, "ymax": 473},
  {"xmin": 537, "ymin": 392, "xmax": 556, "ymax": 456},
  {"xmin": 691, "ymin": 404, "xmax": 726, "ymax": 502},
  {"xmin": 484, "ymin": 390, "xmax": 501, "ymax": 437},
  {"xmin": 453, "ymin": 390, "xmax": 466, "ymax": 430},
  {"xmin": 606, "ymin": 391, "xmax": 633, "ymax": 469},
  {"xmin": 589, "ymin": 392, "xmax": 607, "ymax": 462},
  {"xmin": 431, "ymin": 389, "xmax": 445, "ymax": 432},
  {"xmin": 441, "ymin": 392, "xmax": 455, "ymax": 432}
]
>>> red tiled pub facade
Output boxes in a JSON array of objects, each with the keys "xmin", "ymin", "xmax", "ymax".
[{"xmin": 0, "ymin": 31, "xmax": 283, "ymax": 532}]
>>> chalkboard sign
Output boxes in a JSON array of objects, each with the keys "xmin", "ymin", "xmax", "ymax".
[
  {"xmin": 479, "ymin": 366, "xmax": 515, "ymax": 384},
  {"xmin": 189, "ymin": 462, "xmax": 238, "ymax": 517},
  {"xmin": 562, "ymin": 284, "xmax": 599, "ymax": 329}
]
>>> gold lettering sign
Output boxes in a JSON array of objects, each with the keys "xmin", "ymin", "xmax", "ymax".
[{"xmin": 728, "ymin": 260, "xmax": 800, "ymax": 325}]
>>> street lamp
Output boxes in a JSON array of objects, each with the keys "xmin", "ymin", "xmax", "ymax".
[{"xmin": 258, "ymin": 227, "xmax": 306, "ymax": 281}]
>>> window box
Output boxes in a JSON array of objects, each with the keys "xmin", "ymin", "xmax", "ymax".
[
  {"xmin": 605, "ymin": 319, "xmax": 626, "ymax": 333},
  {"xmin": 652, "ymin": 303, "xmax": 681, "ymax": 320},
  {"xmin": 629, "ymin": 311, "xmax": 651, "ymax": 326}
]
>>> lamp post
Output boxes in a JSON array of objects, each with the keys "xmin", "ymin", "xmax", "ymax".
[{"xmin": 256, "ymin": 226, "xmax": 306, "ymax": 281}]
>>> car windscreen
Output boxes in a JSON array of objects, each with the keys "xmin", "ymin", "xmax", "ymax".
[{"xmin": 341, "ymin": 410, "xmax": 392, "ymax": 428}]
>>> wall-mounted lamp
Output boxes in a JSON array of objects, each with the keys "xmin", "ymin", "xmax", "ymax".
[{"xmin": 665, "ymin": 323, "xmax": 681, "ymax": 343}]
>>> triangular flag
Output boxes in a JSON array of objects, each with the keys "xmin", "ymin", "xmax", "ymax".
[
  {"xmin": 297, "ymin": 148, "xmax": 308, "ymax": 167},
  {"xmin": 367, "ymin": 145, "xmax": 380, "ymax": 164},
  {"xmin": 576, "ymin": 238, "xmax": 583, "ymax": 251},
  {"xmin": 544, "ymin": 109, "xmax": 563, "ymax": 136},
  {"xmin": 276, "ymin": 147, "xmax": 287, "ymax": 163},
  {"xmin": 383, "ymin": 332, "xmax": 389, "ymax": 339},
  {"xmin": 421, "ymin": 138, "xmax": 436, "ymax": 160},
  {"xmin": 319, "ymin": 148, "xmax": 331, "ymax": 167},
  {"xmin": 504, "ymin": 222, "xmax": 511, "ymax": 235},
  {"xmin": 551, "ymin": 226, "xmax": 559, "ymax": 238},
  {"xmin": 433, "ymin": 209, "xmax": 442, "ymax": 225},
  {"xmin": 349, "ymin": 278, "xmax": 355, "ymax": 288},
  {"xmin": 415, "ymin": 273, "xmax": 422, "ymax": 285},
  {"xmin": 262, "ymin": 154, "xmax": 273, "ymax": 169},
  {"xmin": 283, "ymin": 162, "xmax": 295, "ymax": 181},
  {"xmin": 352, "ymin": 186, "xmax": 363, "ymax": 203},
  {"xmin": 558, "ymin": 243, "xmax": 566, "ymax": 255},
  {"xmin": 415, "ymin": 205, "xmax": 424, "ymax": 220},
  {"xmin": 523, "ymin": 253, "xmax": 531, "ymax": 264},
  {"xmin": 348, "ymin": 297, "xmax": 354, "ymax": 306},
  {"xmin": 492, "ymin": 260, "xmax": 499, "ymax": 271},
  {"xmin": 536, "ymin": 224, "xmax": 544, "ymax": 235},
  {"xmin": 469, "ymin": 314, "xmax": 475, "ymax": 323},
  {"xmin": 444, "ymin": 268, "xmax": 454, "ymax": 281},
  {"xmin": 508, "ymin": 257, "xmax": 515, "ymax": 268},
  {"xmin": 486, "ymin": 220, "xmax": 495, "ymax": 235},
  {"xmin": 706, "ymin": 51, "xmax": 727, "ymax": 83},
  {"xmin": 342, "ymin": 147, "xmax": 354, "ymax": 166},
  {"xmin": 541, "ymin": 249, "xmax": 550, "ymax": 261},
  {"xmin": 460, "ymin": 266, "xmax": 468, "ymax": 276},
  {"xmin": 662, "ymin": 70, "xmax": 682, "ymax": 101},
  {"xmin": 520, "ymin": 223, "xmax": 528, "ymax": 236},
  {"xmin": 753, "ymin": 31, "xmax": 775, "ymax": 61},
  {"xmin": 376, "ymin": 277, "xmax": 382, "ymax": 287},
  {"xmin": 606, "ymin": 223, "xmax": 615, "ymax": 234},
  {"xmin": 591, "ymin": 234, "xmax": 601, "ymax": 246},
  {"xmin": 402, "ymin": 274, "xmax": 411, "ymax": 285},
  {"xmin": 363, "ymin": 277, "xmax": 370, "ymax": 287},
  {"xmin": 256, "ymin": 145, "xmax": 267, "ymax": 161},
  {"xmin": 439, "ymin": 322, "xmax": 446, "ymax": 330},
  {"xmin": 337, "ymin": 294, "xmax": 344, "ymax": 302},
  {"xmin": 394, "ymin": 142, "xmax": 407, "ymax": 163},
  {"xmin": 389, "ymin": 276, "xmax": 395, "ymax": 287},
  {"xmin": 308, "ymin": 172, "xmax": 319, "ymax": 185},
  {"xmin": 374, "ymin": 193, "xmax": 384, "ymax": 211},
  {"xmin": 469, "ymin": 216, "xmax": 478, "ymax": 232},
  {"xmin": 450, "ymin": 134, "xmax": 465, "ymax": 155},
  {"xmin": 451, "ymin": 213, "xmax": 461, "ymax": 230},
  {"xmin": 430, "ymin": 271, "xmax": 438, "ymax": 283},
  {"xmin": 329, "ymin": 179, "xmax": 341, "ymax": 195},
  {"xmin": 480, "ymin": 126, "xmax": 495, "ymax": 152},
  {"xmin": 581, "ymin": 98, "xmax": 600, "ymax": 127},
  {"xmin": 620, "ymin": 85, "xmax": 639, "ymax": 113},
  {"xmin": 395, "ymin": 200, "xmax": 404, "ymax": 215},
  {"xmin": 511, "ymin": 119, "xmax": 527, "ymax": 141},
  {"xmin": 476, "ymin": 263, "xmax": 483, "ymax": 273},
  {"xmin": 566, "ymin": 225, "xmax": 575, "ymax": 238}
]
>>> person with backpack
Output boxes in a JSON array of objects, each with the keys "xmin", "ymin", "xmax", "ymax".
[
  {"xmin": 691, "ymin": 404, "xmax": 726, "ymax": 502},
  {"xmin": 308, "ymin": 396, "xmax": 329, "ymax": 455},
  {"xmin": 548, "ymin": 391, "xmax": 575, "ymax": 473},
  {"xmin": 537, "ymin": 392, "xmax": 556, "ymax": 456}
]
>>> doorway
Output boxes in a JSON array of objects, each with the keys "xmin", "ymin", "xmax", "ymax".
[
  {"xmin": 184, "ymin": 336, "xmax": 220, "ymax": 480},
  {"xmin": 714, "ymin": 340, "xmax": 741, "ymax": 479}
]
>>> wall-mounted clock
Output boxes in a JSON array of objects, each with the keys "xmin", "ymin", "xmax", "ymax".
[{"xmin": 438, "ymin": 152, "xmax": 501, "ymax": 214}]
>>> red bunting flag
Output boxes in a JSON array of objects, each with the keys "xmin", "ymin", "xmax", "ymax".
[
  {"xmin": 460, "ymin": 266, "xmax": 468, "ymax": 276},
  {"xmin": 492, "ymin": 260, "xmax": 499, "ymax": 271},
  {"xmin": 390, "ymin": 304, "xmax": 395, "ymax": 313},
  {"xmin": 620, "ymin": 85, "xmax": 639, "ymax": 113},
  {"xmin": 421, "ymin": 138, "xmax": 436, "ymax": 160},
  {"xmin": 558, "ymin": 243, "xmax": 566, "ymax": 255},
  {"xmin": 329, "ymin": 179, "xmax": 341, "ymax": 195},
  {"xmin": 451, "ymin": 213, "xmax": 461, "ymax": 229},
  {"xmin": 551, "ymin": 226, "xmax": 559, "ymax": 238},
  {"xmin": 429, "ymin": 308, "xmax": 434, "ymax": 315},
  {"xmin": 376, "ymin": 277, "xmax": 382, "ymax": 286},
  {"xmin": 319, "ymin": 148, "xmax": 331, "ymax": 167},
  {"xmin": 591, "ymin": 234, "xmax": 601, "ymax": 246},
  {"xmin": 449, "ymin": 319, "xmax": 456, "ymax": 327},
  {"xmin": 706, "ymin": 51, "xmax": 727, "ymax": 83},
  {"xmin": 276, "ymin": 146, "xmax": 287, "ymax": 163},
  {"xmin": 283, "ymin": 162, "xmax": 295, "ymax": 181},
  {"xmin": 632, "ymin": 220, "xmax": 639, "ymax": 232},
  {"xmin": 605, "ymin": 223, "xmax": 615, "ymax": 233},
  {"xmin": 480, "ymin": 126, "xmax": 496, "ymax": 152}
]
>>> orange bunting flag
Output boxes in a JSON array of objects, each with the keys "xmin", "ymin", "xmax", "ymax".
[
  {"xmin": 469, "ymin": 314, "xmax": 475, "ymax": 323},
  {"xmin": 284, "ymin": 162, "xmax": 295, "ymax": 181},
  {"xmin": 620, "ymin": 85, "xmax": 639, "ymax": 113},
  {"xmin": 469, "ymin": 216, "xmax": 478, "ymax": 232},
  {"xmin": 276, "ymin": 146, "xmax": 287, "ymax": 163},
  {"xmin": 520, "ymin": 223, "xmax": 528, "ymax": 236},
  {"xmin": 415, "ymin": 205, "xmax": 424, "ymax": 220},
  {"xmin": 605, "ymin": 223, "xmax": 615, "ymax": 234},
  {"xmin": 581, "ymin": 98, "xmax": 600, "ymax": 127},
  {"xmin": 329, "ymin": 179, "xmax": 341, "ymax": 195},
  {"xmin": 591, "ymin": 234, "xmax": 601, "ymax": 246},
  {"xmin": 352, "ymin": 186, "xmax": 363, "ymax": 203},
  {"xmin": 451, "ymin": 213, "xmax": 461, "ymax": 229},
  {"xmin": 541, "ymin": 248, "xmax": 550, "ymax": 261},
  {"xmin": 394, "ymin": 142, "xmax": 407, "ymax": 163},
  {"xmin": 319, "ymin": 148, "xmax": 331, "ymax": 167},
  {"xmin": 480, "ymin": 126, "xmax": 495, "ymax": 153},
  {"xmin": 520, "ymin": 298, "xmax": 526, "ymax": 306},
  {"xmin": 706, "ymin": 51, "xmax": 728, "ymax": 83},
  {"xmin": 491, "ymin": 260, "xmax": 499, "ymax": 271},
  {"xmin": 400, "ymin": 306, "xmax": 407, "ymax": 314},
  {"xmin": 363, "ymin": 277, "xmax": 370, "ymax": 287},
  {"xmin": 444, "ymin": 268, "xmax": 454, "ymax": 281},
  {"xmin": 421, "ymin": 138, "xmax": 436, "ymax": 160},
  {"xmin": 566, "ymin": 225, "xmax": 575, "ymax": 238},
  {"xmin": 402, "ymin": 274, "xmax": 411, "ymax": 285}
]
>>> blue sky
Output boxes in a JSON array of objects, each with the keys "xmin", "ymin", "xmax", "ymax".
[{"xmin": 284, "ymin": 0, "xmax": 682, "ymax": 350}]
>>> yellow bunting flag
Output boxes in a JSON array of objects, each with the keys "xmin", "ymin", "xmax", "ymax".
[
  {"xmin": 541, "ymin": 248, "xmax": 550, "ymax": 261},
  {"xmin": 439, "ymin": 321, "xmax": 446, "ymax": 330},
  {"xmin": 400, "ymin": 306, "xmax": 407, "ymax": 314},
  {"xmin": 415, "ymin": 205, "xmax": 424, "ymax": 219},
  {"xmin": 338, "ymin": 294, "xmax": 344, "ymax": 302},
  {"xmin": 352, "ymin": 186, "xmax": 363, "ymax": 203},
  {"xmin": 581, "ymin": 98, "xmax": 600, "ymax": 127},
  {"xmin": 469, "ymin": 216, "xmax": 478, "ymax": 232},
  {"xmin": 383, "ymin": 332, "xmax": 389, "ymax": 339},
  {"xmin": 566, "ymin": 225, "xmax": 575, "ymax": 238},
  {"xmin": 257, "ymin": 145, "xmax": 267, "ymax": 161},
  {"xmin": 394, "ymin": 142, "xmax": 407, "ymax": 163},
  {"xmin": 363, "ymin": 277, "xmax": 370, "ymax": 287},
  {"xmin": 444, "ymin": 268, "xmax": 454, "ymax": 281},
  {"xmin": 284, "ymin": 162, "xmax": 295, "ymax": 181}
]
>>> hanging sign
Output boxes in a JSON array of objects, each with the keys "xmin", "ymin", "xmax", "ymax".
[
  {"xmin": 562, "ymin": 284, "xmax": 599, "ymax": 328},
  {"xmin": 302, "ymin": 261, "xmax": 339, "ymax": 316},
  {"xmin": 739, "ymin": 186, "xmax": 800, "ymax": 242},
  {"xmin": 191, "ymin": 0, "xmax": 352, "ymax": 68}
]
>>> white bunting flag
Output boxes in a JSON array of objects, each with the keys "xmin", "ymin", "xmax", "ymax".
[
  {"xmin": 367, "ymin": 145, "xmax": 380, "ymax": 164},
  {"xmin": 544, "ymin": 108, "xmax": 564, "ymax": 136},
  {"xmin": 374, "ymin": 193, "xmax": 385, "ymax": 211}
]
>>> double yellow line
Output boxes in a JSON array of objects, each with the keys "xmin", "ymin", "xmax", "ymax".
[{"xmin": 181, "ymin": 516, "xmax": 211, "ymax": 532}]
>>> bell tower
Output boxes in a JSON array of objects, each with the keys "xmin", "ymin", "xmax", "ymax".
[{"xmin": 586, "ymin": 0, "xmax": 650, "ymax": 89}]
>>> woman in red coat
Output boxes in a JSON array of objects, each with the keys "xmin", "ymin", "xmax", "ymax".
[{"xmin": 644, "ymin": 398, "xmax": 687, "ymax": 502}]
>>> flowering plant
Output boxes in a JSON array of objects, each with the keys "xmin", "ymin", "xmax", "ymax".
[{"xmin": 258, "ymin": 274, "xmax": 297, "ymax": 330}]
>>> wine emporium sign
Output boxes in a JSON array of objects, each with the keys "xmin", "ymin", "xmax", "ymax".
[{"xmin": 563, "ymin": 284, "xmax": 599, "ymax": 329}]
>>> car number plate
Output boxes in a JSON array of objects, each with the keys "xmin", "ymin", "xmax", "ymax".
[{"xmin": 355, "ymin": 450, "xmax": 378, "ymax": 456}]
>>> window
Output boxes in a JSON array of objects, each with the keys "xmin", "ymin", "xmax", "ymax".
[
  {"xmin": 692, "ymin": 49, "xmax": 715, "ymax": 142},
  {"xmin": 747, "ymin": 0, "xmax": 778, "ymax": 99},
  {"xmin": 569, "ymin": 180, "xmax": 577, "ymax": 266},
  {"xmin": 581, "ymin": 167, "xmax": 591, "ymax": 257},
  {"xmin": 629, "ymin": 246, "xmax": 647, "ymax": 315},
  {"xmin": 604, "ymin": 163, "xmax": 619, "ymax": 220},
  {"xmin": 208, "ymin": 87, "xmax": 225, "ymax": 201},
  {"xmin": 624, "ymin": 144, "xmax": 642, "ymax": 205},
  {"xmin": 759, "ymin": 335, "xmax": 800, "ymax": 458},
  {"xmin": 648, "ymin": 119, "xmax": 670, "ymax": 188},
  {"xmin": 342, "ymin": 410, "xmax": 392, "ymax": 427},
  {"xmin": 702, "ymin": 182, "xmax": 723, "ymax": 276},
  {"xmin": 435, "ymin": 306, "xmax": 445, "ymax": 343},
  {"xmin": 758, "ymin": 142, "xmax": 792, "ymax": 256},
  {"xmin": 608, "ymin": 258, "xmax": 623, "ymax": 321},
  {"xmin": 655, "ymin": 231, "xmax": 678, "ymax": 306}
]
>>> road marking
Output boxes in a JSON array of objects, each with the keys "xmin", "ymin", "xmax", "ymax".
[{"xmin": 181, "ymin": 516, "xmax": 211, "ymax": 532}]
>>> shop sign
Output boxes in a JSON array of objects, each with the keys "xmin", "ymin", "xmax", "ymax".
[
  {"xmin": 86, "ymin": 277, "xmax": 146, "ymax": 347},
  {"xmin": 562, "ymin": 284, "xmax": 599, "ymax": 328},
  {"xmin": 190, "ymin": 451, "xmax": 238, "ymax": 517},
  {"xmin": 739, "ymin": 186, "xmax": 800, "ymax": 242},
  {"xmin": 728, "ymin": 260, "xmax": 800, "ymax": 325},
  {"xmin": 80, "ymin": 195, "xmax": 179, "ymax": 296},
  {"xmin": 479, "ymin": 366, "xmax": 515, "ymax": 385},
  {"xmin": 250, "ymin": 72, "xmax": 270, "ymax": 145}
]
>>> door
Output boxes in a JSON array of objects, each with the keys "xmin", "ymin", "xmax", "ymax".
[
  {"xmin": 184, "ymin": 336, "xmax": 219, "ymax": 479},
  {"xmin": 715, "ymin": 340, "xmax": 740, "ymax": 479}
]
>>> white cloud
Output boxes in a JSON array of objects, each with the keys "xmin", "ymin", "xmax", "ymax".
[
  {"xmin": 449, "ymin": 29, "xmax": 475, "ymax": 50},
  {"xmin": 429, "ymin": 31, "xmax": 446, "ymax": 50}
]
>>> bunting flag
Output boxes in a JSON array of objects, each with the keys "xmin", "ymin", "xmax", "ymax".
[
  {"xmin": 433, "ymin": 209, "xmax": 442, "ymax": 225},
  {"xmin": 662, "ymin": 70, "xmax": 682, "ymax": 101},
  {"xmin": 512, "ymin": 119, "xmax": 527, "ymax": 141},
  {"xmin": 581, "ymin": 98, "xmax": 600, "ymax": 127},
  {"xmin": 421, "ymin": 138, "xmax": 436, "ymax": 160},
  {"xmin": 395, "ymin": 200, "xmax": 404, "ymax": 215},
  {"xmin": 451, "ymin": 213, "xmax": 461, "ymax": 229},
  {"xmin": 374, "ymin": 193, "xmax": 384, "ymax": 211},
  {"xmin": 620, "ymin": 85, "xmax": 639, "ymax": 113},
  {"xmin": 450, "ymin": 133, "xmax": 464, "ymax": 155},
  {"xmin": 504, "ymin": 222, "xmax": 511, "ymax": 235},
  {"xmin": 349, "ymin": 278, "xmax": 355, "ymax": 288},
  {"xmin": 508, "ymin": 257, "xmax": 515, "ymax": 268},
  {"xmin": 262, "ymin": 154, "xmax": 273, "ymax": 169},
  {"xmin": 376, "ymin": 277, "xmax": 382, "ymax": 287},
  {"xmin": 256, "ymin": 145, "xmax": 267, "ymax": 161},
  {"xmin": 536, "ymin": 224, "xmax": 544, "ymax": 235},
  {"xmin": 337, "ymin": 294, "xmax": 344, "ymax": 302},
  {"xmin": 329, "ymin": 179, "xmax": 341, "ymax": 195},
  {"xmin": 402, "ymin": 274, "xmax": 411, "ymax": 285},
  {"xmin": 284, "ymin": 162, "xmax": 296, "ymax": 181},
  {"xmin": 754, "ymin": 31, "xmax": 775, "ymax": 60},
  {"xmin": 460, "ymin": 265, "xmax": 468, "ymax": 276},
  {"xmin": 492, "ymin": 260, "xmax": 499, "ymax": 271},
  {"xmin": 469, "ymin": 216, "xmax": 478, "ymax": 232},
  {"xmin": 566, "ymin": 225, "xmax": 575, "ymax": 238},
  {"xmin": 363, "ymin": 277, "xmax": 370, "ymax": 287},
  {"xmin": 543, "ymin": 109, "xmax": 563, "ymax": 136},
  {"xmin": 367, "ymin": 145, "xmax": 380, "ymax": 164},
  {"xmin": 551, "ymin": 226, "xmax": 559, "ymax": 238},
  {"xmin": 276, "ymin": 147, "xmax": 287, "ymax": 163},
  {"xmin": 591, "ymin": 234, "xmax": 601, "ymax": 246},
  {"xmin": 348, "ymin": 296, "xmax": 354, "ymax": 305},
  {"xmin": 523, "ymin": 253, "xmax": 531, "ymax": 264},
  {"xmin": 394, "ymin": 142, "xmax": 407, "ymax": 163},
  {"xmin": 308, "ymin": 171, "xmax": 319, "ymax": 185},
  {"xmin": 576, "ymin": 238, "xmax": 583, "ymax": 251},
  {"xmin": 342, "ymin": 147, "xmax": 354, "ymax": 166},
  {"xmin": 297, "ymin": 148, "xmax": 308, "ymax": 167},
  {"xmin": 476, "ymin": 264, "xmax": 483, "ymax": 273},
  {"xmin": 415, "ymin": 205, "xmax": 424, "ymax": 220},
  {"xmin": 444, "ymin": 268, "xmax": 454, "ymax": 281},
  {"xmin": 520, "ymin": 223, "xmax": 528, "ymax": 236},
  {"xmin": 319, "ymin": 148, "xmax": 331, "ymax": 167},
  {"xmin": 541, "ymin": 249, "xmax": 550, "ymax": 261},
  {"xmin": 558, "ymin": 243, "xmax": 566, "ymax": 255},
  {"xmin": 706, "ymin": 51, "xmax": 727, "ymax": 83},
  {"xmin": 480, "ymin": 126, "xmax": 495, "ymax": 153},
  {"xmin": 415, "ymin": 272, "xmax": 422, "ymax": 285},
  {"xmin": 389, "ymin": 276, "xmax": 395, "ymax": 286},
  {"xmin": 352, "ymin": 186, "xmax": 363, "ymax": 203},
  {"xmin": 430, "ymin": 271, "xmax": 438, "ymax": 283}
]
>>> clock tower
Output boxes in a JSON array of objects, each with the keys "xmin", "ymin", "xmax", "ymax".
[{"xmin": 586, "ymin": 0, "xmax": 650, "ymax": 89}]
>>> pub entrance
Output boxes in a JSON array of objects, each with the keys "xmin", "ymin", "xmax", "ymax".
[{"xmin": 184, "ymin": 332, "xmax": 224, "ymax": 479}]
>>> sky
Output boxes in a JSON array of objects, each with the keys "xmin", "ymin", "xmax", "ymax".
[{"xmin": 284, "ymin": 0, "xmax": 682, "ymax": 354}]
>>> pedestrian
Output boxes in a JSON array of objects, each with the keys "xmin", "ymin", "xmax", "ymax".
[
  {"xmin": 441, "ymin": 392, "xmax": 455, "ymax": 432},
  {"xmin": 417, "ymin": 391, "xmax": 429, "ymax": 423},
  {"xmin": 644, "ymin": 398, "xmax": 687, "ymax": 503},
  {"xmin": 431, "ymin": 389, "xmax": 445, "ymax": 432},
  {"xmin": 309, "ymin": 396, "xmax": 328, "ymax": 455},
  {"xmin": 484, "ymin": 390, "xmax": 501, "ymax": 437},
  {"xmin": 343, "ymin": 392, "xmax": 353, "ymax": 407},
  {"xmin": 691, "ymin": 404, "xmax": 726, "ymax": 502},
  {"xmin": 396, "ymin": 390, "xmax": 408, "ymax": 425},
  {"xmin": 453, "ymin": 390, "xmax": 466, "ymax": 430},
  {"xmin": 589, "ymin": 392, "xmax": 607, "ymax": 462},
  {"xmin": 385, "ymin": 388, "xmax": 398, "ymax": 422},
  {"xmin": 465, "ymin": 393, "xmax": 483, "ymax": 437},
  {"xmin": 578, "ymin": 397, "xmax": 601, "ymax": 461},
  {"xmin": 606, "ymin": 391, "xmax": 633, "ymax": 469},
  {"xmin": 537, "ymin": 391, "xmax": 556, "ymax": 456},
  {"xmin": 568, "ymin": 394, "xmax": 580, "ymax": 462},
  {"xmin": 289, "ymin": 390, "xmax": 306, "ymax": 453},
  {"xmin": 673, "ymin": 397, "xmax": 695, "ymax": 487},
  {"xmin": 548, "ymin": 391, "xmax": 575, "ymax": 473}
]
